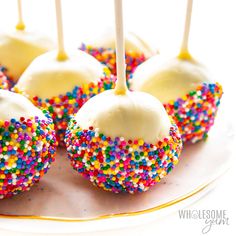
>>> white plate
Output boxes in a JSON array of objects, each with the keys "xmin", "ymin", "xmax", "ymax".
[{"xmin": 0, "ymin": 111, "xmax": 234, "ymax": 234}]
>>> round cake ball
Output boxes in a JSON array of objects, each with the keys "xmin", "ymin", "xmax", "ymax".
[
  {"xmin": 0, "ymin": 90, "xmax": 57, "ymax": 199},
  {"xmin": 14, "ymin": 50, "xmax": 114, "ymax": 146},
  {"xmin": 131, "ymin": 56, "xmax": 223, "ymax": 143},
  {"xmin": 0, "ymin": 30, "xmax": 54, "ymax": 85},
  {"xmin": 65, "ymin": 90, "xmax": 182, "ymax": 193},
  {"xmin": 80, "ymin": 31, "xmax": 155, "ymax": 78}
]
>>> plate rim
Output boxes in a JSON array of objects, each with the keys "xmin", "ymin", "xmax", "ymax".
[{"xmin": 0, "ymin": 165, "xmax": 230, "ymax": 223}]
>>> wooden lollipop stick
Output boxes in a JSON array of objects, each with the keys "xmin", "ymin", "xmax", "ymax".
[
  {"xmin": 179, "ymin": 0, "xmax": 193, "ymax": 59},
  {"xmin": 114, "ymin": 0, "xmax": 127, "ymax": 95},
  {"xmin": 55, "ymin": 0, "xmax": 68, "ymax": 61},
  {"xmin": 16, "ymin": 0, "xmax": 25, "ymax": 30}
]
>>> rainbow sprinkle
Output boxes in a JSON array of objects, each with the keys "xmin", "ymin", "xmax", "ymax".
[
  {"xmin": 65, "ymin": 120, "xmax": 182, "ymax": 193},
  {"xmin": 80, "ymin": 43, "xmax": 147, "ymax": 78},
  {"xmin": 0, "ymin": 65, "xmax": 15, "ymax": 90},
  {"xmin": 0, "ymin": 71, "xmax": 9, "ymax": 90},
  {"xmin": 0, "ymin": 111, "xmax": 57, "ymax": 199},
  {"xmin": 164, "ymin": 82, "xmax": 223, "ymax": 143},
  {"xmin": 14, "ymin": 70, "xmax": 116, "ymax": 146}
]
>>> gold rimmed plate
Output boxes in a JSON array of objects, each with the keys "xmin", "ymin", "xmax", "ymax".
[{"xmin": 0, "ymin": 112, "xmax": 234, "ymax": 234}]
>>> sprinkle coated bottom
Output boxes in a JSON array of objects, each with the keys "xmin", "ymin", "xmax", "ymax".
[
  {"xmin": 65, "ymin": 120, "xmax": 182, "ymax": 193},
  {"xmin": 164, "ymin": 82, "xmax": 223, "ymax": 143},
  {"xmin": 0, "ymin": 111, "xmax": 57, "ymax": 199},
  {"xmin": 14, "ymin": 71, "xmax": 115, "ymax": 146},
  {"xmin": 80, "ymin": 43, "xmax": 147, "ymax": 78}
]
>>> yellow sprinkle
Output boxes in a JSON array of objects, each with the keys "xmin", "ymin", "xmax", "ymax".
[
  {"xmin": 83, "ymin": 84, "xmax": 89, "ymax": 90},
  {"xmin": 55, "ymin": 97, "xmax": 60, "ymax": 103},
  {"xmin": 155, "ymin": 176, "xmax": 161, "ymax": 182},
  {"xmin": 173, "ymin": 160, "xmax": 179, "ymax": 165},
  {"xmin": 138, "ymin": 139, "xmax": 144, "ymax": 146}
]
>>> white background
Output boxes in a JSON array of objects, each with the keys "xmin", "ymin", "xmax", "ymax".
[{"xmin": 0, "ymin": 0, "xmax": 235, "ymax": 235}]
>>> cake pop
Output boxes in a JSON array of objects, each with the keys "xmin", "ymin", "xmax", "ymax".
[
  {"xmin": 65, "ymin": 0, "xmax": 182, "ymax": 193},
  {"xmin": 0, "ymin": 90, "xmax": 57, "ymax": 199},
  {"xmin": 80, "ymin": 29, "xmax": 155, "ymax": 78},
  {"xmin": 14, "ymin": 0, "xmax": 114, "ymax": 146},
  {"xmin": 131, "ymin": 0, "xmax": 223, "ymax": 143},
  {"xmin": 0, "ymin": 0, "xmax": 54, "ymax": 84}
]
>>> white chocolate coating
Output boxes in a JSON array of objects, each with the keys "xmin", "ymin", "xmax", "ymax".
[
  {"xmin": 131, "ymin": 56, "xmax": 211, "ymax": 103},
  {"xmin": 75, "ymin": 90, "xmax": 171, "ymax": 143},
  {"xmin": 0, "ymin": 30, "xmax": 54, "ymax": 81},
  {"xmin": 87, "ymin": 30, "xmax": 155, "ymax": 58},
  {"xmin": 0, "ymin": 90, "xmax": 46, "ymax": 121},
  {"xmin": 15, "ymin": 50, "xmax": 105, "ymax": 99}
]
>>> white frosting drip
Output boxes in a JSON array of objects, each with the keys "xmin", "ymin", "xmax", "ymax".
[
  {"xmin": 0, "ymin": 90, "xmax": 46, "ymax": 121},
  {"xmin": 15, "ymin": 50, "xmax": 105, "ymax": 99},
  {"xmin": 0, "ymin": 30, "xmax": 54, "ymax": 80},
  {"xmin": 75, "ymin": 90, "xmax": 171, "ymax": 143},
  {"xmin": 131, "ymin": 56, "xmax": 211, "ymax": 103}
]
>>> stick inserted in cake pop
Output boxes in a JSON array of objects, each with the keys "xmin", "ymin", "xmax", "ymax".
[
  {"xmin": 65, "ymin": 0, "xmax": 182, "ymax": 193},
  {"xmin": 131, "ymin": 0, "xmax": 223, "ymax": 144},
  {"xmin": 55, "ymin": 0, "xmax": 68, "ymax": 61},
  {"xmin": 79, "ymin": 0, "xmax": 156, "ymax": 79},
  {"xmin": 0, "ymin": 0, "xmax": 54, "ymax": 83},
  {"xmin": 15, "ymin": 0, "xmax": 114, "ymax": 145},
  {"xmin": 178, "ymin": 0, "xmax": 193, "ymax": 60},
  {"xmin": 114, "ymin": 0, "xmax": 127, "ymax": 94},
  {"xmin": 16, "ymin": 0, "xmax": 25, "ymax": 30}
]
